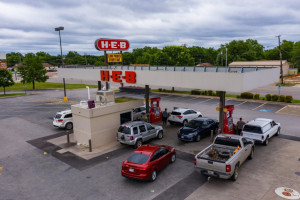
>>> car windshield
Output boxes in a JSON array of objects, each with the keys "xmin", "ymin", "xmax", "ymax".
[
  {"xmin": 127, "ymin": 152, "xmax": 150, "ymax": 164},
  {"xmin": 243, "ymin": 125, "xmax": 262, "ymax": 134},
  {"xmin": 215, "ymin": 137, "xmax": 241, "ymax": 147},
  {"xmin": 55, "ymin": 114, "xmax": 62, "ymax": 119},
  {"xmin": 118, "ymin": 126, "xmax": 131, "ymax": 134},
  {"xmin": 186, "ymin": 120, "xmax": 203, "ymax": 128},
  {"xmin": 171, "ymin": 111, "xmax": 181, "ymax": 115}
]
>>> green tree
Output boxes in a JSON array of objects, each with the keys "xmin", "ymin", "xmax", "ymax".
[
  {"xmin": 6, "ymin": 52, "xmax": 23, "ymax": 67},
  {"xmin": 162, "ymin": 46, "xmax": 194, "ymax": 66},
  {"xmin": 17, "ymin": 53, "xmax": 48, "ymax": 89},
  {"xmin": 292, "ymin": 41, "xmax": 300, "ymax": 70},
  {"xmin": 0, "ymin": 69, "xmax": 14, "ymax": 95}
]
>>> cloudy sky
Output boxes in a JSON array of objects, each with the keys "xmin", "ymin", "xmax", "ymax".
[{"xmin": 1, "ymin": 0, "xmax": 300, "ymax": 56}]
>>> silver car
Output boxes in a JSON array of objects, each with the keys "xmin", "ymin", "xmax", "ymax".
[{"xmin": 117, "ymin": 121, "xmax": 163, "ymax": 148}]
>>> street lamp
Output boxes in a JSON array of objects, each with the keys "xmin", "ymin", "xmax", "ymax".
[
  {"xmin": 55, "ymin": 26, "xmax": 68, "ymax": 101},
  {"xmin": 55, "ymin": 26, "xmax": 64, "ymax": 68}
]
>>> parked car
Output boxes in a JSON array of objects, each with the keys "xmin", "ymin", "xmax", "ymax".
[
  {"xmin": 117, "ymin": 121, "xmax": 163, "ymax": 148},
  {"xmin": 132, "ymin": 106, "xmax": 146, "ymax": 121},
  {"xmin": 241, "ymin": 118, "xmax": 280, "ymax": 145},
  {"xmin": 177, "ymin": 117, "xmax": 219, "ymax": 142},
  {"xmin": 194, "ymin": 134, "xmax": 255, "ymax": 181},
  {"xmin": 168, "ymin": 108, "xmax": 202, "ymax": 126},
  {"xmin": 121, "ymin": 144, "xmax": 176, "ymax": 181},
  {"xmin": 53, "ymin": 109, "xmax": 73, "ymax": 130}
]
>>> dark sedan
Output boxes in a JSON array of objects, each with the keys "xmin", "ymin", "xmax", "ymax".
[{"xmin": 177, "ymin": 117, "xmax": 219, "ymax": 142}]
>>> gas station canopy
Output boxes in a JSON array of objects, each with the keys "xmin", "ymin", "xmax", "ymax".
[{"xmin": 58, "ymin": 66, "xmax": 279, "ymax": 93}]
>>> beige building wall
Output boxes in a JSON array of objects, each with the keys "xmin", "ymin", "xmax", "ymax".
[{"xmin": 71, "ymin": 99, "xmax": 144, "ymax": 148}]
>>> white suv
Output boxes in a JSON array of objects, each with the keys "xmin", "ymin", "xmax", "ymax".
[
  {"xmin": 53, "ymin": 110, "xmax": 73, "ymax": 130},
  {"xmin": 242, "ymin": 118, "xmax": 280, "ymax": 145},
  {"xmin": 168, "ymin": 108, "xmax": 202, "ymax": 126}
]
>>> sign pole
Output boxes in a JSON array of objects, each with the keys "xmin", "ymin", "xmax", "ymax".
[{"xmin": 104, "ymin": 51, "xmax": 107, "ymax": 65}]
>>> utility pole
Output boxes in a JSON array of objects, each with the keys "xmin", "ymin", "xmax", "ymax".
[
  {"xmin": 221, "ymin": 50, "xmax": 223, "ymax": 66},
  {"xmin": 225, "ymin": 48, "xmax": 228, "ymax": 67},
  {"xmin": 276, "ymin": 35, "xmax": 283, "ymax": 84}
]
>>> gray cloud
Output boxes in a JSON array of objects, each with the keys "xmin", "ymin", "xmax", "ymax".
[{"xmin": 0, "ymin": 0, "xmax": 300, "ymax": 55}]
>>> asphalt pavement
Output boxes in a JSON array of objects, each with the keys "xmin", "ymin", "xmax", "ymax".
[{"xmin": 1, "ymin": 89, "xmax": 300, "ymax": 200}]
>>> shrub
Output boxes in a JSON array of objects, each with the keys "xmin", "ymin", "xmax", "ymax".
[
  {"xmin": 215, "ymin": 91, "xmax": 221, "ymax": 97},
  {"xmin": 271, "ymin": 94, "xmax": 279, "ymax": 101},
  {"xmin": 240, "ymin": 92, "xmax": 254, "ymax": 99},
  {"xmin": 207, "ymin": 90, "xmax": 213, "ymax": 96},
  {"xmin": 191, "ymin": 90, "xmax": 201, "ymax": 95},
  {"xmin": 201, "ymin": 91, "xmax": 207, "ymax": 95},
  {"xmin": 285, "ymin": 95, "xmax": 293, "ymax": 103},
  {"xmin": 279, "ymin": 95, "xmax": 285, "ymax": 102},
  {"xmin": 158, "ymin": 88, "xmax": 162, "ymax": 92},
  {"xmin": 265, "ymin": 94, "xmax": 271, "ymax": 101},
  {"xmin": 254, "ymin": 93, "xmax": 260, "ymax": 100},
  {"xmin": 212, "ymin": 92, "xmax": 216, "ymax": 96}
]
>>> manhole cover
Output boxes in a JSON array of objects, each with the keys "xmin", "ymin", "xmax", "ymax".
[{"xmin": 275, "ymin": 187, "xmax": 300, "ymax": 199}]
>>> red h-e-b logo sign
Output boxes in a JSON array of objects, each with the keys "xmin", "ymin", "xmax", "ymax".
[
  {"xmin": 101, "ymin": 70, "xmax": 136, "ymax": 83},
  {"xmin": 95, "ymin": 39, "xmax": 130, "ymax": 51}
]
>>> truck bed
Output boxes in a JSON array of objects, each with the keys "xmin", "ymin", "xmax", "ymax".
[{"xmin": 197, "ymin": 144, "xmax": 237, "ymax": 162}]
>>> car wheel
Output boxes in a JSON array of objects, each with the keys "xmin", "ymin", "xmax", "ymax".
[
  {"xmin": 248, "ymin": 148, "xmax": 254, "ymax": 160},
  {"xmin": 231, "ymin": 164, "xmax": 239, "ymax": 181},
  {"xmin": 196, "ymin": 134, "xmax": 201, "ymax": 142},
  {"xmin": 275, "ymin": 128, "xmax": 280, "ymax": 136},
  {"xmin": 198, "ymin": 115, "xmax": 202, "ymax": 117},
  {"xmin": 150, "ymin": 170, "xmax": 157, "ymax": 181},
  {"xmin": 171, "ymin": 153, "xmax": 176, "ymax": 163},
  {"xmin": 264, "ymin": 136, "xmax": 269, "ymax": 146},
  {"xmin": 134, "ymin": 140, "xmax": 143, "ymax": 149},
  {"xmin": 65, "ymin": 122, "xmax": 73, "ymax": 130},
  {"xmin": 157, "ymin": 131, "xmax": 163, "ymax": 139},
  {"xmin": 183, "ymin": 120, "xmax": 188, "ymax": 126}
]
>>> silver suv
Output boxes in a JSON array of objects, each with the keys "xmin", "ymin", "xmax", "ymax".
[
  {"xmin": 117, "ymin": 121, "xmax": 163, "ymax": 148},
  {"xmin": 53, "ymin": 110, "xmax": 73, "ymax": 130}
]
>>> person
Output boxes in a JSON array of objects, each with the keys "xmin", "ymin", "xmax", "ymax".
[
  {"xmin": 236, "ymin": 117, "xmax": 246, "ymax": 135},
  {"xmin": 162, "ymin": 108, "xmax": 168, "ymax": 126}
]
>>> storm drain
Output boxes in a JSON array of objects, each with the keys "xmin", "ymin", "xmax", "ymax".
[{"xmin": 275, "ymin": 187, "xmax": 300, "ymax": 199}]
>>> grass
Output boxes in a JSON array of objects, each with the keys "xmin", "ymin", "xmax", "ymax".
[
  {"xmin": 292, "ymin": 99, "xmax": 300, "ymax": 103},
  {"xmin": 0, "ymin": 93, "xmax": 26, "ymax": 98},
  {"xmin": 0, "ymin": 82, "xmax": 98, "ymax": 91},
  {"xmin": 276, "ymin": 82, "xmax": 296, "ymax": 87},
  {"xmin": 115, "ymin": 97, "xmax": 137, "ymax": 103}
]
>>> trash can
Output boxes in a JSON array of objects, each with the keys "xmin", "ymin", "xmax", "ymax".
[{"xmin": 88, "ymin": 100, "xmax": 95, "ymax": 109}]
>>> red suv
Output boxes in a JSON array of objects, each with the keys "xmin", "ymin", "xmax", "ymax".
[{"xmin": 121, "ymin": 144, "xmax": 176, "ymax": 181}]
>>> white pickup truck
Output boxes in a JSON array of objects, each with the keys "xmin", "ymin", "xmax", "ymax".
[{"xmin": 194, "ymin": 134, "xmax": 255, "ymax": 181}]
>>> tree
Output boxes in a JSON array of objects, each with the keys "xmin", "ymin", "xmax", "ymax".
[
  {"xmin": 0, "ymin": 69, "xmax": 14, "ymax": 95},
  {"xmin": 6, "ymin": 52, "xmax": 23, "ymax": 67},
  {"xmin": 292, "ymin": 41, "xmax": 300, "ymax": 70},
  {"xmin": 17, "ymin": 53, "xmax": 48, "ymax": 89}
]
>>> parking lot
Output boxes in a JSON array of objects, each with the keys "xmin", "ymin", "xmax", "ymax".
[{"xmin": 1, "ymin": 89, "xmax": 300, "ymax": 200}]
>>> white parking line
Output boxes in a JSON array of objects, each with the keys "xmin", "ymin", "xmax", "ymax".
[
  {"xmin": 252, "ymin": 103, "xmax": 266, "ymax": 110},
  {"xmin": 197, "ymin": 98, "xmax": 213, "ymax": 104},
  {"xmin": 275, "ymin": 105, "xmax": 287, "ymax": 113},
  {"xmin": 236, "ymin": 101, "xmax": 247, "ymax": 106}
]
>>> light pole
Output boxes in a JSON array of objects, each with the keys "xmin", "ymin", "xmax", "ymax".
[
  {"xmin": 55, "ymin": 26, "xmax": 64, "ymax": 68},
  {"xmin": 55, "ymin": 26, "xmax": 68, "ymax": 101}
]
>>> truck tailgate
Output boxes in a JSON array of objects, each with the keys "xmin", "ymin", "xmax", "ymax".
[{"xmin": 196, "ymin": 158, "xmax": 226, "ymax": 174}]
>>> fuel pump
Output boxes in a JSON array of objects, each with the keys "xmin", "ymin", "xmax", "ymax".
[
  {"xmin": 149, "ymin": 97, "xmax": 162, "ymax": 123},
  {"xmin": 223, "ymin": 105, "xmax": 235, "ymax": 134}
]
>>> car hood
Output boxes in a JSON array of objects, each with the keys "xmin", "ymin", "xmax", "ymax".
[
  {"xmin": 179, "ymin": 127, "xmax": 199, "ymax": 135},
  {"xmin": 153, "ymin": 124, "xmax": 163, "ymax": 130}
]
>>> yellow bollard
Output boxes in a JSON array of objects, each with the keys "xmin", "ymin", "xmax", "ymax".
[{"xmin": 63, "ymin": 96, "xmax": 68, "ymax": 101}]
